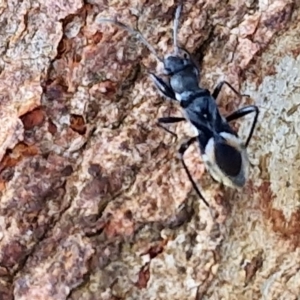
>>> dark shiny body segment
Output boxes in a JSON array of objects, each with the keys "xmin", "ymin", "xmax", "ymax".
[
  {"xmin": 214, "ymin": 142, "xmax": 242, "ymax": 177},
  {"xmin": 182, "ymin": 91, "xmax": 238, "ymax": 142}
]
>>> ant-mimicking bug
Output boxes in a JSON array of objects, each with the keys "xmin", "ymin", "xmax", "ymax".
[{"xmin": 99, "ymin": 2, "xmax": 259, "ymax": 209}]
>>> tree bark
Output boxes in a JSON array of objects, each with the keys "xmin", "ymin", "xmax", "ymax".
[{"xmin": 0, "ymin": 0, "xmax": 299, "ymax": 299}]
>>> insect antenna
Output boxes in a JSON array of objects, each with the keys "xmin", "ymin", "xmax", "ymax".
[
  {"xmin": 173, "ymin": 2, "xmax": 183, "ymax": 55},
  {"xmin": 98, "ymin": 18, "xmax": 163, "ymax": 62}
]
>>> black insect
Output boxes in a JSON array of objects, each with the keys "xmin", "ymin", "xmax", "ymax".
[{"xmin": 99, "ymin": 3, "xmax": 259, "ymax": 209}]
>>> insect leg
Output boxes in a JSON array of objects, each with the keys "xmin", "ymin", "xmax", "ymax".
[
  {"xmin": 226, "ymin": 105, "xmax": 259, "ymax": 147},
  {"xmin": 212, "ymin": 81, "xmax": 250, "ymax": 100},
  {"xmin": 158, "ymin": 117, "xmax": 186, "ymax": 123},
  {"xmin": 157, "ymin": 116, "xmax": 186, "ymax": 141},
  {"xmin": 178, "ymin": 136, "xmax": 210, "ymax": 208},
  {"xmin": 149, "ymin": 73, "xmax": 176, "ymax": 100}
]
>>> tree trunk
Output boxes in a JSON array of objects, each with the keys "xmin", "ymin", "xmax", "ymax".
[{"xmin": 0, "ymin": 0, "xmax": 299, "ymax": 299}]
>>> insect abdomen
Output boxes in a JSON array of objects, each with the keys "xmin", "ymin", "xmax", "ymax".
[{"xmin": 214, "ymin": 143, "xmax": 242, "ymax": 177}]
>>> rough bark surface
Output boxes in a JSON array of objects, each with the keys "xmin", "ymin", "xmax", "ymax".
[{"xmin": 0, "ymin": 0, "xmax": 299, "ymax": 299}]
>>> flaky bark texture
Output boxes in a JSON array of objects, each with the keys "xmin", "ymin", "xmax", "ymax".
[{"xmin": 0, "ymin": 0, "xmax": 299, "ymax": 299}]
